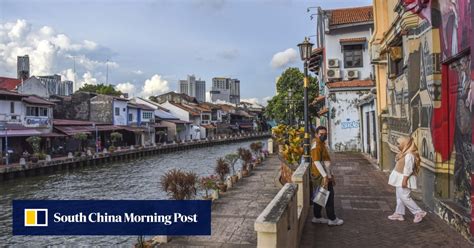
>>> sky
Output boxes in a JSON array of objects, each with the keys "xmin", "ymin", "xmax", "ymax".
[{"xmin": 0, "ymin": 0, "xmax": 371, "ymax": 105}]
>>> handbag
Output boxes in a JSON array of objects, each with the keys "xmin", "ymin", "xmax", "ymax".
[
  {"xmin": 312, "ymin": 185, "xmax": 330, "ymax": 207},
  {"xmin": 311, "ymin": 147, "xmax": 330, "ymax": 207}
]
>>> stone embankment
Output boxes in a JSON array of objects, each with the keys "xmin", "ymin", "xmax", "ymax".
[{"xmin": 0, "ymin": 132, "xmax": 270, "ymax": 182}]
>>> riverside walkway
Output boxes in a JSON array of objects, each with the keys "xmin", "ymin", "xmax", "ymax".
[
  {"xmin": 300, "ymin": 152, "xmax": 472, "ymax": 247},
  {"xmin": 162, "ymin": 154, "xmax": 281, "ymax": 247}
]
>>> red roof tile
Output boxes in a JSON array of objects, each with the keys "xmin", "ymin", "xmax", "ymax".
[
  {"xmin": 327, "ymin": 79, "xmax": 374, "ymax": 89},
  {"xmin": 0, "ymin": 77, "xmax": 21, "ymax": 90},
  {"xmin": 54, "ymin": 119, "xmax": 96, "ymax": 126},
  {"xmin": 22, "ymin": 95, "xmax": 55, "ymax": 106},
  {"xmin": 339, "ymin": 37, "xmax": 367, "ymax": 43},
  {"xmin": 328, "ymin": 6, "xmax": 373, "ymax": 26}
]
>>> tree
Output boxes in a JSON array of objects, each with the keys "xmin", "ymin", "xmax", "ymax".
[
  {"xmin": 78, "ymin": 84, "xmax": 123, "ymax": 96},
  {"xmin": 265, "ymin": 67, "xmax": 319, "ymax": 123}
]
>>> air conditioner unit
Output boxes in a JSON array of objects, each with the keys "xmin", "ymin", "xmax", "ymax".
[
  {"xmin": 347, "ymin": 70, "xmax": 359, "ymax": 79},
  {"xmin": 327, "ymin": 69, "xmax": 341, "ymax": 79},
  {"xmin": 327, "ymin": 59, "xmax": 339, "ymax": 68}
]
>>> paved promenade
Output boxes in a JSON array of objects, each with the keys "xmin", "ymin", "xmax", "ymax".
[
  {"xmin": 162, "ymin": 155, "xmax": 281, "ymax": 247},
  {"xmin": 300, "ymin": 152, "xmax": 472, "ymax": 248}
]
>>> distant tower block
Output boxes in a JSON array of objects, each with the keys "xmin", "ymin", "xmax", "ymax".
[{"xmin": 17, "ymin": 55, "xmax": 30, "ymax": 81}]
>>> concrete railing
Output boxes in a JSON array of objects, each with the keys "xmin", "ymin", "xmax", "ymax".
[{"xmin": 254, "ymin": 161, "xmax": 311, "ymax": 248}]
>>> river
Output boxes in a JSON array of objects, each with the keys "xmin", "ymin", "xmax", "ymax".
[{"xmin": 0, "ymin": 139, "xmax": 265, "ymax": 247}]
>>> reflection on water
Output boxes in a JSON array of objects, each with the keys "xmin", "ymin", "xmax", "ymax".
[{"xmin": 0, "ymin": 140, "xmax": 263, "ymax": 246}]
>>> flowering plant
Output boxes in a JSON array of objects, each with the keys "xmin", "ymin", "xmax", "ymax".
[{"xmin": 200, "ymin": 175, "xmax": 219, "ymax": 197}]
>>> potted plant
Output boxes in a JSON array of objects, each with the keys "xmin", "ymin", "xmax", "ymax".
[
  {"xmin": 73, "ymin": 132, "xmax": 89, "ymax": 153},
  {"xmin": 250, "ymin": 142, "xmax": 262, "ymax": 165},
  {"xmin": 160, "ymin": 169, "xmax": 198, "ymax": 200},
  {"xmin": 215, "ymin": 158, "xmax": 230, "ymax": 192},
  {"xmin": 200, "ymin": 175, "xmax": 218, "ymax": 200},
  {"xmin": 26, "ymin": 136, "xmax": 41, "ymax": 163},
  {"xmin": 238, "ymin": 148, "xmax": 252, "ymax": 177},
  {"xmin": 110, "ymin": 132, "xmax": 123, "ymax": 148},
  {"xmin": 225, "ymin": 153, "xmax": 239, "ymax": 184}
]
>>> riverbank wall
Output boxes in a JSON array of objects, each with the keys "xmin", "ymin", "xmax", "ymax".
[{"xmin": 0, "ymin": 132, "xmax": 271, "ymax": 182}]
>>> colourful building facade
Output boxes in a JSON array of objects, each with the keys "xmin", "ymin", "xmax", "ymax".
[{"xmin": 371, "ymin": 0, "xmax": 473, "ymax": 240}]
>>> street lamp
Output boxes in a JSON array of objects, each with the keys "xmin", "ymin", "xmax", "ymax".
[
  {"xmin": 92, "ymin": 123, "xmax": 98, "ymax": 154},
  {"xmin": 297, "ymin": 37, "xmax": 313, "ymax": 163}
]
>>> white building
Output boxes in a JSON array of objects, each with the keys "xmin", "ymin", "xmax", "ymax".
[
  {"xmin": 178, "ymin": 75, "xmax": 206, "ymax": 102},
  {"xmin": 210, "ymin": 77, "xmax": 240, "ymax": 104},
  {"xmin": 0, "ymin": 89, "xmax": 55, "ymax": 157},
  {"xmin": 312, "ymin": 5, "xmax": 375, "ymax": 151}
]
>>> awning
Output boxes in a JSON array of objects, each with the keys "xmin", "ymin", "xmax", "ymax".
[
  {"xmin": 96, "ymin": 125, "xmax": 123, "ymax": 132},
  {"xmin": 202, "ymin": 124, "xmax": 216, "ymax": 129},
  {"xmin": 55, "ymin": 126, "xmax": 92, "ymax": 136},
  {"xmin": 165, "ymin": 119, "xmax": 191, "ymax": 124},
  {"xmin": 0, "ymin": 129, "xmax": 43, "ymax": 137},
  {"xmin": 122, "ymin": 126, "xmax": 147, "ymax": 133},
  {"xmin": 40, "ymin": 132, "xmax": 66, "ymax": 137}
]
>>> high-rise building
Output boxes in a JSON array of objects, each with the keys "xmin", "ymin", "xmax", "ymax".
[
  {"xmin": 17, "ymin": 55, "xmax": 30, "ymax": 81},
  {"xmin": 178, "ymin": 75, "xmax": 206, "ymax": 102},
  {"xmin": 210, "ymin": 77, "xmax": 240, "ymax": 104}
]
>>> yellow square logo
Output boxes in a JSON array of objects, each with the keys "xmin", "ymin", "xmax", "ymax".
[{"xmin": 24, "ymin": 209, "xmax": 48, "ymax": 227}]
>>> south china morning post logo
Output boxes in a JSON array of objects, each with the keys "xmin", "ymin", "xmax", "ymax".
[
  {"xmin": 24, "ymin": 209, "xmax": 48, "ymax": 227},
  {"xmin": 13, "ymin": 200, "xmax": 211, "ymax": 235}
]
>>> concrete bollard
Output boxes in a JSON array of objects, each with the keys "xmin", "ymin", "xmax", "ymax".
[
  {"xmin": 103, "ymin": 148, "xmax": 108, "ymax": 154},
  {"xmin": 46, "ymin": 155, "xmax": 52, "ymax": 162},
  {"xmin": 86, "ymin": 150, "xmax": 92, "ymax": 156},
  {"xmin": 152, "ymin": 235, "xmax": 170, "ymax": 243},
  {"xmin": 20, "ymin": 158, "xmax": 26, "ymax": 166},
  {"xmin": 226, "ymin": 177, "xmax": 233, "ymax": 189},
  {"xmin": 212, "ymin": 190, "xmax": 219, "ymax": 200},
  {"xmin": 67, "ymin": 152, "xmax": 74, "ymax": 159},
  {"xmin": 130, "ymin": 145, "xmax": 135, "ymax": 150},
  {"xmin": 268, "ymin": 138, "xmax": 273, "ymax": 154}
]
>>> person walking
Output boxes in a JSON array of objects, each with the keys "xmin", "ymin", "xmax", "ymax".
[
  {"xmin": 310, "ymin": 126, "xmax": 344, "ymax": 226},
  {"xmin": 388, "ymin": 136, "xmax": 427, "ymax": 223}
]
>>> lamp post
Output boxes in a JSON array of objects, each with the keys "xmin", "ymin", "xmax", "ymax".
[
  {"xmin": 297, "ymin": 37, "xmax": 313, "ymax": 163},
  {"xmin": 92, "ymin": 123, "xmax": 98, "ymax": 154}
]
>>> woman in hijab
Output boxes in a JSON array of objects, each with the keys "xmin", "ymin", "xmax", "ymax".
[{"xmin": 388, "ymin": 136, "xmax": 427, "ymax": 223}]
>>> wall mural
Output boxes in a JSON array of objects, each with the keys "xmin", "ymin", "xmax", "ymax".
[{"xmin": 403, "ymin": 0, "xmax": 473, "ymax": 235}]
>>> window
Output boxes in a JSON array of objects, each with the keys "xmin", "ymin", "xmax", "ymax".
[
  {"xmin": 343, "ymin": 45, "xmax": 363, "ymax": 68},
  {"xmin": 115, "ymin": 107, "xmax": 120, "ymax": 116},
  {"xmin": 128, "ymin": 113, "xmax": 133, "ymax": 122},
  {"xmin": 142, "ymin": 112, "xmax": 153, "ymax": 119},
  {"xmin": 26, "ymin": 106, "xmax": 48, "ymax": 117},
  {"xmin": 10, "ymin": 102, "xmax": 14, "ymax": 113}
]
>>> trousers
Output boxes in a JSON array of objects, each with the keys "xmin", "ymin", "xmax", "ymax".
[
  {"xmin": 395, "ymin": 187, "xmax": 422, "ymax": 215},
  {"xmin": 313, "ymin": 181, "xmax": 336, "ymax": 220}
]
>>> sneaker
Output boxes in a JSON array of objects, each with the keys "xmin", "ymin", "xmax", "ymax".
[
  {"xmin": 311, "ymin": 217, "xmax": 328, "ymax": 224},
  {"xmin": 388, "ymin": 213, "xmax": 405, "ymax": 221},
  {"xmin": 413, "ymin": 211, "xmax": 427, "ymax": 223},
  {"xmin": 328, "ymin": 218, "xmax": 344, "ymax": 226}
]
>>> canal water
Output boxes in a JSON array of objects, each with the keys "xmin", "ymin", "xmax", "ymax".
[{"xmin": 0, "ymin": 139, "xmax": 266, "ymax": 247}]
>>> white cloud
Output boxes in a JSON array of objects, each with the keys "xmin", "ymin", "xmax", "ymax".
[
  {"xmin": 270, "ymin": 48, "xmax": 298, "ymax": 69},
  {"xmin": 142, "ymin": 74, "xmax": 169, "ymax": 97},
  {"xmin": 262, "ymin": 96, "xmax": 272, "ymax": 106},
  {"xmin": 206, "ymin": 91, "xmax": 211, "ymax": 102},
  {"xmin": 81, "ymin": 71, "xmax": 98, "ymax": 87},
  {"xmin": 116, "ymin": 82, "xmax": 136, "ymax": 96},
  {"xmin": 241, "ymin": 97, "xmax": 271, "ymax": 107},
  {"xmin": 241, "ymin": 98, "xmax": 260, "ymax": 105},
  {"xmin": 132, "ymin": 70, "xmax": 143, "ymax": 75},
  {"xmin": 0, "ymin": 19, "xmax": 117, "ymax": 80}
]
